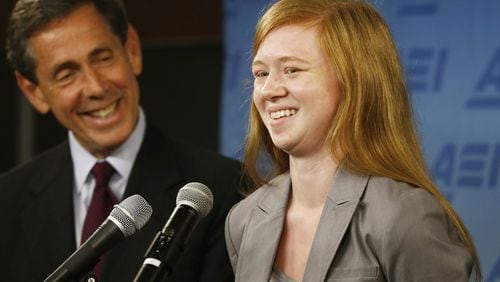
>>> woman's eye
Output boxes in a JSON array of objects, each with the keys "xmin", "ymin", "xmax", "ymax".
[
  {"xmin": 284, "ymin": 67, "xmax": 298, "ymax": 74},
  {"xmin": 254, "ymin": 70, "xmax": 269, "ymax": 78}
]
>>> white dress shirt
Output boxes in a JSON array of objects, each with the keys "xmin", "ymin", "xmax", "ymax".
[{"xmin": 69, "ymin": 108, "xmax": 146, "ymax": 246}]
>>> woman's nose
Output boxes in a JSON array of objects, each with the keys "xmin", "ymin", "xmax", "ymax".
[{"xmin": 258, "ymin": 73, "xmax": 287, "ymax": 100}]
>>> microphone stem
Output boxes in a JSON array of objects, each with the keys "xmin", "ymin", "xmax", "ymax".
[{"xmin": 134, "ymin": 205, "xmax": 199, "ymax": 282}]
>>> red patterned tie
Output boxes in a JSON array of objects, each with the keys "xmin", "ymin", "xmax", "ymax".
[{"xmin": 81, "ymin": 161, "xmax": 117, "ymax": 278}]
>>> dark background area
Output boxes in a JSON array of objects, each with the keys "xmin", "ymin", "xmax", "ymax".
[{"xmin": 0, "ymin": 0, "xmax": 224, "ymax": 173}]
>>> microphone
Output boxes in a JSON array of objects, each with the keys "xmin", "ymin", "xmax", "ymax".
[
  {"xmin": 134, "ymin": 182, "xmax": 213, "ymax": 282},
  {"xmin": 45, "ymin": 194, "xmax": 153, "ymax": 281}
]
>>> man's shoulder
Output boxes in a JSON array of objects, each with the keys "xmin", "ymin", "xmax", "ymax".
[
  {"xmin": 142, "ymin": 122, "xmax": 241, "ymax": 170},
  {"xmin": 139, "ymin": 124, "xmax": 247, "ymax": 194},
  {"xmin": 173, "ymin": 140, "xmax": 240, "ymax": 168},
  {"xmin": 171, "ymin": 140, "xmax": 244, "ymax": 187},
  {"xmin": 0, "ymin": 141, "xmax": 70, "ymax": 188},
  {"xmin": 0, "ymin": 141, "xmax": 71, "ymax": 216}
]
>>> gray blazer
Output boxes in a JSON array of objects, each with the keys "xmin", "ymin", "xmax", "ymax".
[{"xmin": 225, "ymin": 168, "xmax": 472, "ymax": 281}]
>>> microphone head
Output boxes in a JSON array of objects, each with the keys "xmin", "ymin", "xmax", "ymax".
[
  {"xmin": 110, "ymin": 195, "xmax": 153, "ymax": 237},
  {"xmin": 176, "ymin": 182, "xmax": 213, "ymax": 218}
]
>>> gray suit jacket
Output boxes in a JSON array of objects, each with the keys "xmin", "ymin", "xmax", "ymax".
[{"xmin": 225, "ymin": 168, "xmax": 472, "ymax": 281}]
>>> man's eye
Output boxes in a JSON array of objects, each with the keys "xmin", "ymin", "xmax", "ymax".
[
  {"xmin": 99, "ymin": 54, "xmax": 113, "ymax": 63},
  {"xmin": 284, "ymin": 67, "xmax": 299, "ymax": 74},
  {"xmin": 56, "ymin": 70, "xmax": 75, "ymax": 83},
  {"xmin": 95, "ymin": 51, "xmax": 114, "ymax": 65},
  {"xmin": 101, "ymin": 55, "xmax": 112, "ymax": 62}
]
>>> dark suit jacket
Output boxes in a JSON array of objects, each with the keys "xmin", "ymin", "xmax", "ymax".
[
  {"xmin": 226, "ymin": 168, "xmax": 472, "ymax": 281},
  {"xmin": 0, "ymin": 124, "xmax": 244, "ymax": 282}
]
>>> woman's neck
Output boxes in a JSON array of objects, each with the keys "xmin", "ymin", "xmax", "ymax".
[{"xmin": 288, "ymin": 151, "xmax": 338, "ymax": 209}]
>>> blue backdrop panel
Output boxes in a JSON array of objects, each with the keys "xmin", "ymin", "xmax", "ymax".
[{"xmin": 221, "ymin": 0, "xmax": 500, "ymax": 280}]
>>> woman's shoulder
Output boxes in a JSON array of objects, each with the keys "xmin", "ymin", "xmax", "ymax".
[
  {"xmin": 359, "ymin": 174, "xmax": 449, "ymax": 238},
  {"xmin": 357, "ymin": 177, "xmax": 472, "ymax": 280},
  {"xmin": 363, "ymin": 175, "xmax": 440, "ymax": 210}
]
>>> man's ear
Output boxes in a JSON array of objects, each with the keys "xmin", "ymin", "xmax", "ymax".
[
  {"xmin": 125, "ymin": 25, "xmax": 142, "ymax": 76},
  {"xmin": 15, "ymin": 72, "xmax": 51, "ymax": 114}
]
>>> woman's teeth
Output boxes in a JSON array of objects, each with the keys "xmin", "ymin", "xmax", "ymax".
[{"xmin": 270, "ymin": 109, "xmax": 296, "ymax": 119}]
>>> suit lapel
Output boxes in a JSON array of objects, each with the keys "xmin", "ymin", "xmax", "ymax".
[
  {"xmin": 20, "ymin": 142, "xmax": 76, "ymax": 278},
  {"xmin": 102, "ymin": 124, "xmax": 184, "ymax": 280},
  {"xmin": 236, "ymin": 174, "xmax": 291, "ymax": 282},
  {"xmin": 123, "ymin": 123, "xmax": 182, "ymax": 220},
  {"xmin": 303, "ymin": 168, "xmax": 369, "ymax": 281}
]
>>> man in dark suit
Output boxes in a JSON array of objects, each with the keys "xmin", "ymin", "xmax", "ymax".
[{"xmin": 0, "ymin": 0, "xmax": 243, "ymax": 281}]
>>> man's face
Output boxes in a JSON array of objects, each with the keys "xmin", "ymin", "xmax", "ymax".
[{"xmin": 18, "ymin": 4, "xmax": 142, "ymax": 158}]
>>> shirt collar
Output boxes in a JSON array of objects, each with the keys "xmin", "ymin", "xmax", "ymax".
[{"xmin": 69, "ymin": 107, "xmax": 146, "ymax": 195}]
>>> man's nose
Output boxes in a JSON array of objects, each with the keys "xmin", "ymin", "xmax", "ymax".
[{"xmin": 82, "ymin": 67, "xmax": 106, "ymax": 98}]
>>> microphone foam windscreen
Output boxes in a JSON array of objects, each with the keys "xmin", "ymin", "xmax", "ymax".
[
  {"xmin": 176, "ymin": 182, "xmax": 213, "ymax": 218},
  {"xmin": 110, "ymin": 194, "xmax": 153, "ymax": 237}
]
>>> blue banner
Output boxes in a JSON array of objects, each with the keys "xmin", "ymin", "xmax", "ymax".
[{"xmin": 221, "ymin": 1, "xmax": 500, "ymax": 279}]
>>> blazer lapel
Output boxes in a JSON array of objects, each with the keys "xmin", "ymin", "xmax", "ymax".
[
  {"xmin": 303, "ymin": 168, "xmax": 369, "ymax": 281},
  {"xmin": 236, "ymin": 173, "xmax": 291, "ymax": 282}
]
